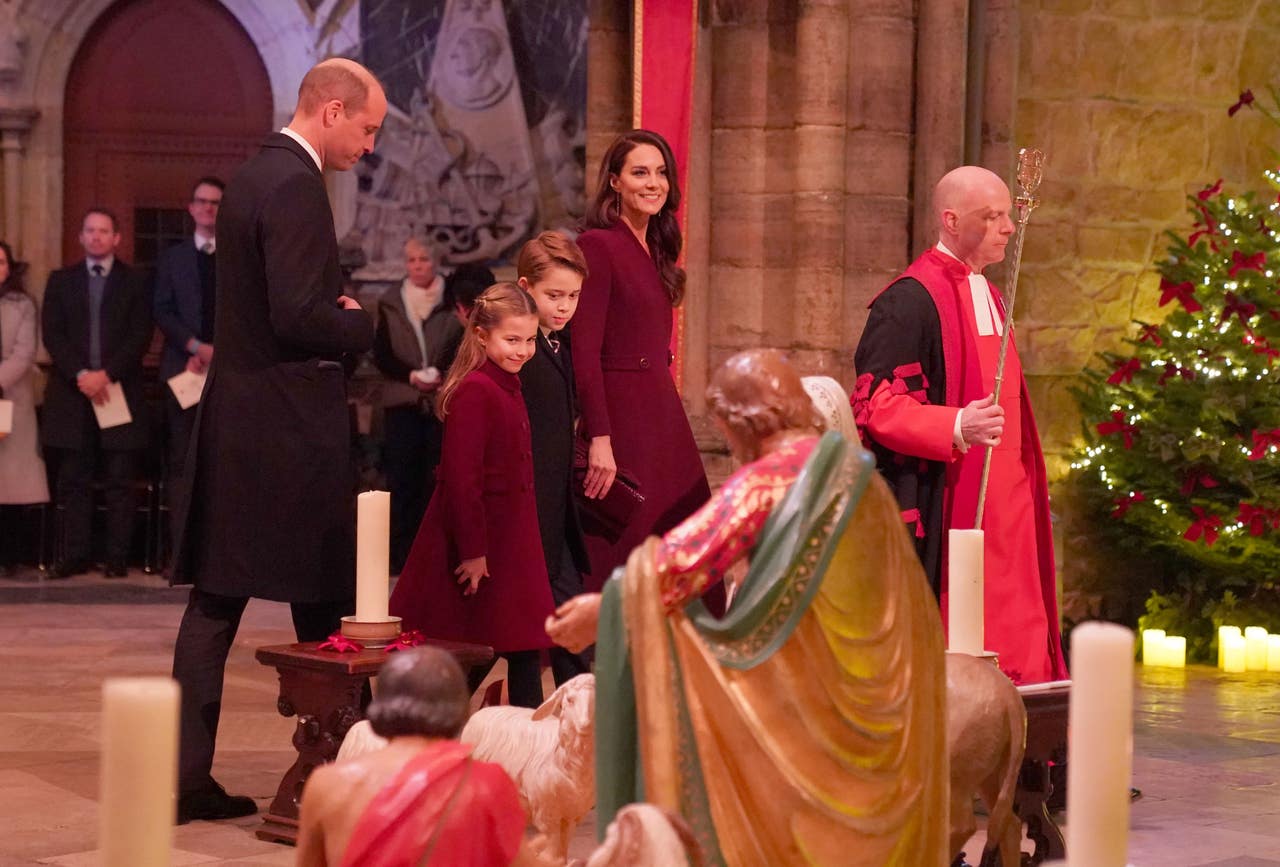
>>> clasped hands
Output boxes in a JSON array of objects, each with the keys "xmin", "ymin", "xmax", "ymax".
[{"xmin": 76, "ymin": 369, "xmax": 111, "ymax": 405}]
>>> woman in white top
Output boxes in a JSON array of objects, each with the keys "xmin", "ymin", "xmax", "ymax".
[{"xmin": 0, "ymin": 240, "xmax": 50, "ymax": 571}]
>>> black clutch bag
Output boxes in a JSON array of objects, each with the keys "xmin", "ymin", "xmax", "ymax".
[{"xmin": 572, "ymin": 438, "xmax": 645, "ymax": 543}]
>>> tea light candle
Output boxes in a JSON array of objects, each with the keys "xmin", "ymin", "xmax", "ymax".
[
  {"xmin": 356, "ymin": 490, "xmax": 391, "ymax": 621},
  {"xmin": 1067, "ymin": 621, "xmax": 1135, "ymax": 867},
  {"xmin": 1223, "ymin": 633, "xmax": 1247, "ymax": 673},
  {"xmin": 1218, "ymin": 625, "xmax": 1241, "ymax": 669},
  {"xmin": 1141, "ymin": 629, "xmax": 1165, "ymax": 666},
  {"xmin": 1245, "ymin": 626, "xmax": 1269, "ymax": 671},
  {"xmin": 100, "ymin": 677, "xmax": 179, "ymax": 866},
  {"xmin": 1162, "ymin": 635, "xmax": 1186, "ymax": 668},
  {"xmin": 1267, "ymin": 635, "xmax": 1280, "ymax": 672},
  {"xmin": 947, "ymin": 529, "xmax": 984, "ymax": 655}
]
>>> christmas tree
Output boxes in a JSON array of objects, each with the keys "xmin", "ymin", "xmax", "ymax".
[{"xmin": 1071, "ymin": 157, "xmax": 1280, "ymax": 656}]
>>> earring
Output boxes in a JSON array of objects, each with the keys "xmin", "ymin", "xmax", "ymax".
[{"xmin": 615, "ymin": 191, "xmax": 621, "ymax": 213}]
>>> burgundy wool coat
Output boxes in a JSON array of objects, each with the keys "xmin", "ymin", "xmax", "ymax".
[
  {"xmin": 572, "ymin": 221, "xmax": 712, "ymax": 589},
  {"xmin": 389, "ymin": 360, "xmax": 555, "ymax": 653}
]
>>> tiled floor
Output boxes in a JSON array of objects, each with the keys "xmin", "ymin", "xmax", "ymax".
[{"xmin": 1, "ymin": 568, "xmax": 1278, "ymax": 866}]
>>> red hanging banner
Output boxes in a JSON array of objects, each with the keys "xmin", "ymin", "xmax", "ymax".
[{"xmin": 633, "ymin": 0, "xmax": 698, "ymax": 391}]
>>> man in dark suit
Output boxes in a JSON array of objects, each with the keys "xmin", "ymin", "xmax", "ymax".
[
  {"xmin": 169, "ymin": 58, "xmax": 386, "ymax": 823},
  {"xmin": 153, "ymin": 176, "xmax": 223, "ymax": 543},
  {"xmin": 41, "ymin": 208, "xmax": 152, "ymax": 578},
  {"xmin": 372, "ymin": 238, "xmax": 464, "ymax": 573}
]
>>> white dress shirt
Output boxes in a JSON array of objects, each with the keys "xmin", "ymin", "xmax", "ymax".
[{"xmin": 279, "ymin": 127, "xmax": 323, "ymax": 173}]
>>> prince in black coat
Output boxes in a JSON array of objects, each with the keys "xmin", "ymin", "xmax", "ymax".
[{"xmin": 169, "ymin": 62, "xmax": 385, "ymax": 816}]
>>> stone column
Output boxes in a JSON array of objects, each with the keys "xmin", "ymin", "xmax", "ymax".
[
  {"xmin": 682, "ymin": 9, "xmax": 713, "ymax": 415},
  {"xmin": 585, "ymin": 0, "xmax": 632, "ymax": 179},
  {"xmin": 0, "ymin": 108, "xmax": 38, "ymax": 254},
  {"xmin": 790, "ymin": 0, "xmax": 849, "ymax": 376},
  {"xmin": 912, "ymin": 0, "xmax": 969, "ymax": 254}
]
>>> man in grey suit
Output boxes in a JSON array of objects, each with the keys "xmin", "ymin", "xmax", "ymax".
[
  {"xmin": 170, "ymin": 58, "xmax": 386, "ymax": 823},
  {"xmin": 153, "ymin": 176, "xmax": 223, "ymax": 544}
]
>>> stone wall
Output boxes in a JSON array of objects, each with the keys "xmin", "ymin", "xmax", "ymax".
[{"xmin": 1012, "ymin": 0, "xmax": 1280, "ymax": 478}]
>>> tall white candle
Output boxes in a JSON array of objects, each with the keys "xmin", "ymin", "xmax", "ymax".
[
  {"xmin": 1218, "ymin": 625, "xmax": 1241, "ymax": 669},
  {"xmin": 356, "ymin": 490, "xmax": 391, "ymax": 621},
  {"xmin": 1067, "ymin": 621, "xmax": 1134, "ymax": 867},
  {"xmin": 100, "ymin": 677, "xmax": 179, "ymax": 866},
  {"xmin": 947, "ymin": 529, "xmax": 984, "ymax": 655},
  {"xmin": 1267, "ymin": 635, "xmax": 1280, "ymax": 672},
  {"xmin": 1162, "ymin": 635, "xmax": 1186, "ymax": 668},
  {"xmin": 1141, "ymin": 629, "xmax": 1165, "ymax": 666},
  {"xmin": 1223, "ymin": 633, "xmax": 1247, "ymax": 673},
  {"xmin": 1245, "ymin": 626, "xmax": 1269, "ymax": 671}
]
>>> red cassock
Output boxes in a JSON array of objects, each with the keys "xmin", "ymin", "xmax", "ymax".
[
  {"xmin": 853, "ymin": 248, "xmax": 1067, "ymax": 684},
  {"xmin": 389, "ymin": 360, "xmax": 555, "ymax": 653},
  {"xmin": 572, "ymin": 221, "xmax": 712, "ymax": 589}
]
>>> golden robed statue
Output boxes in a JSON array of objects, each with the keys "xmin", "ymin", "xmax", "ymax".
[{"xmin": 574, "ymin": 349, "xmax": 949, "ymax": 866}]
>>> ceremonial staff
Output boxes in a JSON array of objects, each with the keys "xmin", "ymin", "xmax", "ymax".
[{"xmin": 973, "ymin": 147, "xmax": 1044, "ymax": 529}]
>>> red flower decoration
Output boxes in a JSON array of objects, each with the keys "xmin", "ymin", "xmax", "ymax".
[
  {"xmin": 1107, "ymin": 357, "xmax": 1142, "ymax": 385},
  {"xmin": 1111, "ymin": 491, "xmax": 1146, "ymax": 519},
  {"xmin": 1097, "ymin": 411, "xmax": 1139, "ymax": 449},
  {"xmin": 1158, "ymin": 277, "xmax": 1202, "ymax": 313},
  {"xmin": 1138, "ymin": 324, "xmax": 1163, "ymax": 347},
  {"xmin": 1228, "ymin": 90, "xmax": 1255, "ymax": 117},
  {"xmin": 1249, "ymin": 428, "xmax": 1280, "ymax": 460},
  {"xmin": 384, "ymin": 630, "xmax": 427, "ymax": 652},
  {"xmin": 318, "ymin": 632, "xmax": 364, "ymax": 653},
  {"xmin": 1228, "ymin": 250, "xmax": 1267, "ymax": 278},
  {"xmin": 1183, "ymin": 506, "xmax": 1221, "ymax": 546},
  {"xmin": 1222, "ymin": 292, "xmax": 1258, "ymax": 327}
]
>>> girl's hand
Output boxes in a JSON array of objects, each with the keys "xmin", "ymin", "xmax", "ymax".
[
  {"xmin": 455, "ymin": 556, "xmax": 489, "ymax": 595},
  {"xmin": 584, "ymin": 436, "xmax": 617, "ymax": 499},
  {"xmin": 544, "ymin": 593, "xmax": 603, "ymax": 653}
]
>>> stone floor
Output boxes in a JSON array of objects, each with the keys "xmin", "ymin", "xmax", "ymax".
[{"xmin": 0, "ymin": 567, "xmax": 1278, "ymax": 866}]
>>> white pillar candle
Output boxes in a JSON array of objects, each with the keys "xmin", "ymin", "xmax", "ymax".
[
  {"xmin": 1066, "ymin": 621, "xmax": 1134, "ymax": 867},
  {"xmin": 947, "ymin": 529, "xmax": 984, "ymax": 655},
  {"xmin": 100, "ymin": 677, "xmax": 179, "ymax": 866},
  {"xmin": 1267, "ymin": 635, "xmax": 1280, "ymax": 672},
  {"xmin": 1218, "ymin": 625, "xmax": 1241, "ymax": 669},
  {"xmin": 356, "ymin": 490, "xmax": 391, "ymax": 622},
  {"xmin": 1162, "ymin": 635, "xmax": 1185, "ymax": 668},
  {"xmin": 1141, "ymin": 629, "xmax": 1165, "ymax": 666},
  {"xmin": 1245, "ymin": 626, "xmax": 1269, "ymax": 671},
  {"xmin": 1223, "ymin": 633, "xmax": 1247, "ymax": 673}
]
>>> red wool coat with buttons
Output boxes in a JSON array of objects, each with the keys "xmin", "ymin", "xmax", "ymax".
[{"xmin": 389, "ymin": 360, "xmax": 555, "ymax": 653}]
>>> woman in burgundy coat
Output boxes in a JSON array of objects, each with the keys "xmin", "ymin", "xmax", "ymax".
[
  {"xmin": 389, "ymin": 284, "xmax": 553, "ymax": 708},
  {"xmin": 572, "ymin": 130, "xmax": 712, "ymax": 590}
]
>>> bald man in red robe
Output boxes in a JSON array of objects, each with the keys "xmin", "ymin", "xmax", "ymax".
[{"xmin": 853, "ymin": 166, "xmax": 1067, "ymax": 684}]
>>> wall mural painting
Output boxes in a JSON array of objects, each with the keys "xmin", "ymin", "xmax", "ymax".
[{"xmin": 354, "ymin": 0, "xmax": 587, "ymax": 277}]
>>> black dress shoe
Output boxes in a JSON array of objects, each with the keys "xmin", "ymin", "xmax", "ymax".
[
  {"xmin": 177, "ymin": 780, "xmax": 257, "ymax": 824},
  {"xmin": 103, "ymin": 561, "xmax": 129, "ymax": 578},
  {"xmin": 48, "ymin": 558, "xmax": 91, "ymax": 579}
]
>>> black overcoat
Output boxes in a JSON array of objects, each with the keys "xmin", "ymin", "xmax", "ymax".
[
  {"xmin": 171, "ymin": 133, "xmax": 375, "ymax": 602},
  {"xmin": 40, "ymin": 259, "xmax": 152, "ymax": 451},
  {"xmin": 519, "ymin": 328, "xmax": 590, "ymax": 578}
]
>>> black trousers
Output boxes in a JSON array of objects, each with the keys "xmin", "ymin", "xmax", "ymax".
[
  {"xmin": 466, "ymin": 650, "xmax": 544, "ymax": 710},
  {"xmin": 382, "ymin": 405, "xmax": 443, "ymax": 574},
  {"xmin": 164, "ymin": 396, "xmax": 198, "ymax": 546},
  {"xmin": 549, "ymin": 539, "xmax": 592, "ymax": 685},
  {"xmin": 56, "ymin": 443, "xmax": 139, "ymax": 564},
  {"xmin": 171, "ymin": 587, "xmax": 350, "ymax": 795}
]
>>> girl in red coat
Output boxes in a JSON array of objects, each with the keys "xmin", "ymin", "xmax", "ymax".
[{"xmin": 389, "ymin": 283, "xmax": 553, "ymax": 708}]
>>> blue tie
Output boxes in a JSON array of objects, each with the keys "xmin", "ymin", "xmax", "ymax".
[{"xmin": 88, "ymin": 264, "xmax": 105, "ymax": 369}]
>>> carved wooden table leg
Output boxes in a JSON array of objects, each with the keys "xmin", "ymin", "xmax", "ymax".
[
  {"xmin": 256, "ymin": 666, "xmax": 365, "ymax": 844},
  {"xmin": 1015, "ymin": 684, "xmax": 1070, "ymax": 866}
]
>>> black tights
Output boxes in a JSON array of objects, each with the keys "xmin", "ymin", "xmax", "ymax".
[{"xmin": 466, "ymin": 650, "xmax": 543, "ymax": 709}]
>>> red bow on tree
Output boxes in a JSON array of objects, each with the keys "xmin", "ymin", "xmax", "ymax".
[
  {"xmin": 1249, "ymin": 428, "xmax": 1280, "ymax": 460},
  {"xmin": 384, "ymin": 630, "xmax": 427, "ymax": 652},
  {"xmin": 1229, "ymin": 250, "xmax": 1267, "ymax": 278},
  {"xmin": 1189, "ymin": 206, "xmax": 1219, "ymax": 247},
  {"xmin": 1097, "ymin": 411, "xmax": 1139, "ymax": 449},
  {"xmin": 1111, "ymin": 491, "xmax": 1146, "ymax": 519},
  {"xmin": 1138, "ymin": 323, "xmax": 1164, "ymax": 347},
  {"xmin": 318, "ymin": 633, "xmax": 364, "ymax": 653},
  {"xmin": 1158, "ymin": 361, "xmax": 1195, "ymax": 386},
  {"xmin": 1179, "ymin": 470, "xmax": 1219, "ymax": 496},
  {"xmin": 1228, "ymin": 90, "xmax": 1255, "ymax": 117},
  {"xmin": 1107, "ymin": 357, "xmax": 1142, "ymax": 385},
  {"xmin": 1198, "ymin": 178, "xmax": 1225, "ymax": 199},
  {"xmin": 1222, "ymin": 292, "xmax": 1257, "ymax": 327},
  {"xmin": 1183, "ymin": 507, "xmax": 1221, "ymax": 546},
  {"xmin": 1158, "ymin": 277, "xmax": 1202, "ymax": 313},
  {"xmin": 1237, "ymin": 502, "xmax": 1274, "ymax": 536},
  {"xmin": 1251, "ymin": 335, "xmax": 1280, "ymax": 363}
]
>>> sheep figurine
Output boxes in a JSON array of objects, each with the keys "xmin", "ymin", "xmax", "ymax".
[
  {"xmin": 577, "ymin": 803, "xmax": 701, "ymax": 867},
  {"xmin": 335, "ymin": 718, "xmax": 387, "ymax": 763},
  {"xmin": 461, "ymin": 673, "xmax": 596, "ymax": 860}
]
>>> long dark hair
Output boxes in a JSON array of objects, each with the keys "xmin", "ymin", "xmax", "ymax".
[
  {"xmin": 436, "ymin": 282, "xmax": 538, "ymax": 419},
  {"xmin": 582, "ymin": 129, "xmax": 686, "ymax": 307},
  {"xmin": 0, "ymin": 241, "xmax": 27, "ymax": 297}
]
